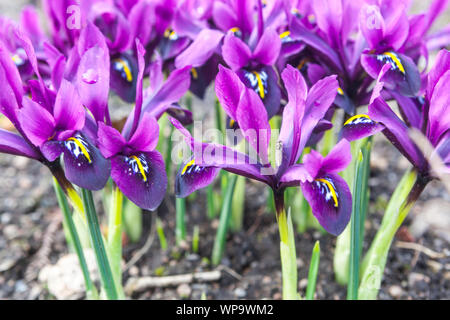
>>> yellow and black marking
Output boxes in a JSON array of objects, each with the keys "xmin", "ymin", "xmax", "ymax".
[
  {"xmin": 343, "ymin": 114, "xmax": 373, "ymax": 126},
  {"xmin": 191, "ymin": 68, "xmax": 198, "ymax": 80},
  {"xmin": 315, "ymin": 178, "xmax": 339, "ymax": 208},
  {"xmin": 112, "ymin": 58, "xmax": 133, "ymax": 83},
  {"xmin": 126, "ymin": 154, "xmax": 150, "ymax": 182},
  {"xmin": 181, "ymin": 158, "xmax": 206, "ymax": 177},
  {"xmin": 296, "ymin": 57, "xmax": 310, "ymax": 72},
  {"xmin": 66, "ymin": 136, "xmax": 92, "ymax": 163},
  {"xmin": 337, "ymin": 87, "xmax": 344, "ymax": 96},
  {"xmin": 280, "ymin": 31, "xmax": 291, "ymax": 39},
  {"xmin": 376, "ymin": 51, "xmax": 405, "ymax": 75},
  {"xmin": 164, "ymin": 28, "xmax": 178, "ymax": 40},
  {"xmin": 244, "ymin": 70, "xmax": 268, "ymax": 100},
  {"xmin": 229, "ymin": 27, "xmax": 242, "ymax": 38},
  {"xmin": 181, "ymin": 158, "xmax": 195, "ymax": 175},
  {"xmin": 131, "ymin": 155, "xmax": 147, "ymax": 182}
]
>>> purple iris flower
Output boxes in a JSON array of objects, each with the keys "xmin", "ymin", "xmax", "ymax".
[
  {"xmin": 171, "ymin": 64, "xmax": 352, "ymax": 235},
  {"xmin": 0, "ymin": 31, "xmax": 109, "ymax": 192},
  {"xmin": 341, "ymin": 49, "xmax": 450, "ymax": 186},
  {"xmin": 97, "ymin": 41, "xmax": 167, "ymax": 210}
]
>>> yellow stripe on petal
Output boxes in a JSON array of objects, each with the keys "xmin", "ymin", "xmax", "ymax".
[
  {"xmin": 229, "ymin": 27, "xmax": 240, "ymax": 33},
  {"xmin": 182, "ymin": 158, "xmax": 195, "ymax": 175},
  {"xmin": 316, "ymin": 178, "xmax": 338, "ymax": 208},
  {"xmin": 337, "ymin": 87, "xmax": 344, "ymax": 95},
  {"xmin": 67, "ymin": 137, "xmax": 92, "ymax": 163},
  {"xmin": 343, "ymin": 114, "xmax": 371, "ymax": 126},
  {"xmin": 382, "ymin": 52, "xmax": 405, "ymax": 74},
  {"xmin": 114, "ymin": 58, "xmax": 133, "ymax": 82},
  {"xmin": 131, "ymin": 155, "xmax": 147, "ymax": 182},
  {"xmin": 279, "ymin": 31, "xmax": 290, "ymax": 39},
  {"xmin": 252, "ymin": 71, "xmax": 265, "ymax": 99},
  {"xmin": 191, "ymin": 67, "xmax": 198, "ymax": 80}
]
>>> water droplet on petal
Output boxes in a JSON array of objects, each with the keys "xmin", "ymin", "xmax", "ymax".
[{"xmin": 82, "ymin": 68, "xmax": 98, "ymax": 84}]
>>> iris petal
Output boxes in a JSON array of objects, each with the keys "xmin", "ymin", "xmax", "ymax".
[
  {"xmin": 175, "ymin": 157, "xmax": 220, "ymax": 198},
  {"xmin": 111, "ymin": 151, "xmax": 167, "ymax": 210},
  {"xmin": 301, "ymin": 173, "xmax": 351, "ymax": 236}
]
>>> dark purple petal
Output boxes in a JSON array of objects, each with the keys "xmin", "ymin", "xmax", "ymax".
[
  {"xmin": 0, "ymin": 128, "xmax": 40, "ymax": 159},
  {"xmin": 361, "ymin": 51, "xmax": 420, "ymax": 97},
  {"xmin": 237, "ymin": 66, "xmax": 281, "ymax": 118},
  {"xmin": 175, "ymin": 156, "xmax": 220, "ymax": 198},
  {"xmin": 110, "ymin": 52, "xmax": 138, "ymax": 103},
  {"xmin": 60, "ymin": 133, "xmax": 111, "ymax": 190},
  {"xmin": 19, "ymin": 97, "xmax": 55, "ymax": 147},
  {"xmin": 339, "ymin": 114, "xmax": 384, "ymax": 142},
  {"xmin": 301, "ymin": 173, "xmax": 352, "ymax": 236},
  {"xmin": 111, "ymin": 151, "xmax": 167, "ymax": 210}
]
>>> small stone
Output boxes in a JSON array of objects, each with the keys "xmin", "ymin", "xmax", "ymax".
[
  {"xmin": 177, "ymin": 284, "xmax": 192, "ymax": 298},
  {"xmin": 0, "ymin": 212, "xmax": 12, "ymax": 224},
  {"xmin": 408, "ymin": 272, "xmax": 430, "ymax": 289},
  {"xmin": 38, "ymin": 249, "xmax": 99, "ymax": 300},
  {"xmin": 129, "ymin": 266, "xmax": 139, "ymax": 276},
  {"xmin": 262, "ymin": 276, "xmax": 271, "ymax": 284},
  {"xmin": 299, "ymin": 278, "xmax": 308, "ymax": 289},
  {"xmin": 3, "ymin": 225, "xmax": 20, "ymax": 240},
  {"xmin": 186, "ymin": 254, "xmax": 200, "ymax": 262},
  {"xmin": 234, "ymin": 288, "xmax": 246, "ymax": 298},
  {"xmin": 388, "ymin": 285, "xmax": 403, "ymax": 299},
  {"xmin": 15, "ymin": 280, "xmax": 28, "ymax": 293},
  {"xmin": 273, "ymin": 292, "xmax": 282, "ymax": 300}
]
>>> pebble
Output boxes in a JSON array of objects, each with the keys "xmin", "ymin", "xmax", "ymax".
[
  {"xmin": 177, "ymin": 284, "xmax": 192, "ymax": 298},
  {"xmin": 234, "ymin": 288, "xmax": 246, "ymax": 298},
  {"xmin": 299, "ymin": 278, "xmax": 308, "ymax": 289},
  {"xmin": 128, "ymin": 266, "xmax": 139, "ymax": 276},
  {"xmin": 408, "ymin": 273, "xmax": 430, "ymax": 289},
  {"xmin": 14, "ymin": 280, "xmax": 28, "ymax": 293},
  {"xmin": 388, "ymin": 285, "xmax": 403, "ymax": 299}
]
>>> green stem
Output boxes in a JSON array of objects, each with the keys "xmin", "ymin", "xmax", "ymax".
[
  {"xmin": 333, "ymin": 139, "xmax": 365, "ymax": 285},
  {"xmin": 176, "ymin": 197, "xmax": 187, "ymax": 245},
  {"xmin": 53, "ymin": 179, "xmax": 98, "ymax": 300},
  {"xmin": 107, "ymin": 186, "xmax": 125, "ymax": 299},
  {"xmin": 347, "ymin": 141, "xmax": 371, "ymax": 300},
  {"xmin": 305, "ymin": 241, "xmax": 320, "ymax": 300},
  {"xmin": 156, "ymin": 217, "xmax": 168, "ymax": 250},
  {"xmin": 206, "ymin": 185, "xmax": 216, "ymax": 219},
  {"xmin": 358, "ymin": 169, "xmax": 421, "ymax": 299},
  {"xmin": 81, "ymin": 189, "xmax": 118, "ymax": 300},
  {"xmin": 275, "ymin": 190, "xmax": 299, "ymax": 300},
  {"xmin": 212, "ymin": 174, "xmax": 238, "ymax": 266}
]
